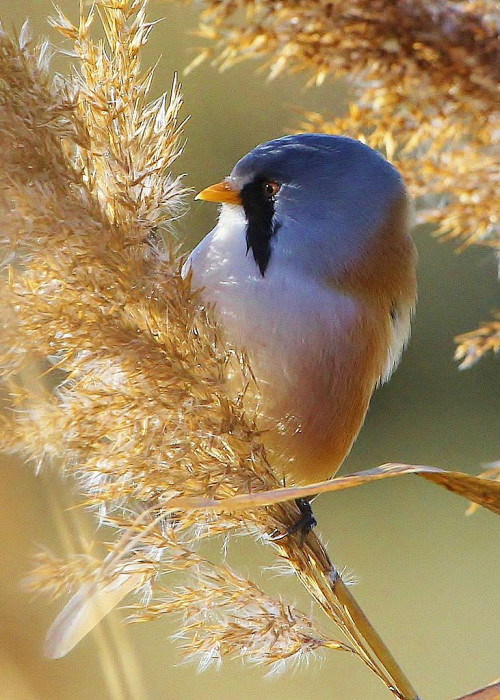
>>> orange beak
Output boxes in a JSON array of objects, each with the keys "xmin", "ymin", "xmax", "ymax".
[{"xmin": 195, "ymin": 180, "xmax": 241, "ymax": 205}]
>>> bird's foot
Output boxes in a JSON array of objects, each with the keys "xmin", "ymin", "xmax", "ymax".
[{"xmin": 270, "ymin": 497, "xmax": 317, "ymax": 544}]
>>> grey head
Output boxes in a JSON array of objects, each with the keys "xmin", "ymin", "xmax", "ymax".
[{"xmin": 228, "ymin": 133, "xmax": 408, "ymax": 280}]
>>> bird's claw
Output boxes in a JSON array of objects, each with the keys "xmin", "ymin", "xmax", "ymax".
[{"xmin": 268, "ymin": 497, "xmax": 317, "ymax": 544}]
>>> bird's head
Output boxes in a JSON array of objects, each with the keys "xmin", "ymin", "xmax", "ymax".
[{"xmin": 196, "ymin": 133, "xmax": 411, "ymax": 287}]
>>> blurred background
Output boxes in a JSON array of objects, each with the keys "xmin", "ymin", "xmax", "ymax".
[{"xmin": 0, "ymin": 1, "xmax": 498, "ymax": 699}]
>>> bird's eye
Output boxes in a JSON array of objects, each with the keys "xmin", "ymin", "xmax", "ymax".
[{"xmin": 262, "ymin": 180, "xmax": 280, "ymax": 199}]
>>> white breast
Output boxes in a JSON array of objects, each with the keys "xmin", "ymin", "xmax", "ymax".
[{"xmin": 186, "ymin": 205, "xmax": 363, "ymax": 382}]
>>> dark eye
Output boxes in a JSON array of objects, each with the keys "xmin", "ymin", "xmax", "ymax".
[{"xmin": 262, "ymin": 180, "xmax": 280, "ymax": 199}]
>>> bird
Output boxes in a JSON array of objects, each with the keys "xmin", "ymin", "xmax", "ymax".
[
  {"xmin": 44, "ymin": 133, "xmax": 417, "ymax": 660},
  {"xmin": 186, "ymin": 133, "xmax": 417, "ymax": 487}
]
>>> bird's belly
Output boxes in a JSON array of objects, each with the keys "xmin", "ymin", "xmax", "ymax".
[
  {"xmin": 188, "ymin": 217, "xmax": 388, "ymax": 485},
  {"xmin": 224, "ymin": 290, "xmax": 379, "ymax": 484}
]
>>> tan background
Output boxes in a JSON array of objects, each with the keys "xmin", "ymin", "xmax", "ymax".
[{"xmin": 0, "ymin": 1, "xmax": 499, "ymax": 699}]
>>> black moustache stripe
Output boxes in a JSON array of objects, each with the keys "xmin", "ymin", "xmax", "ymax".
[{"xmin": 240, "ymin": 180, "xmax": 278, "ymax": 277}]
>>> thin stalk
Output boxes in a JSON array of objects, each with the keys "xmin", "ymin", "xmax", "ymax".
[
  {"xmin": 332, "ymin": 573, "xmax": 419, "ymax": 699},
  {"xmin": 275, "ymin": 506, "xmax": 420, "ymax": 700}
]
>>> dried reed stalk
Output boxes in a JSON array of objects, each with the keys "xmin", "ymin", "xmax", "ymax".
[{"xmin": 454, "ymin": 679, "xmax": 500, "ymax": 700}]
